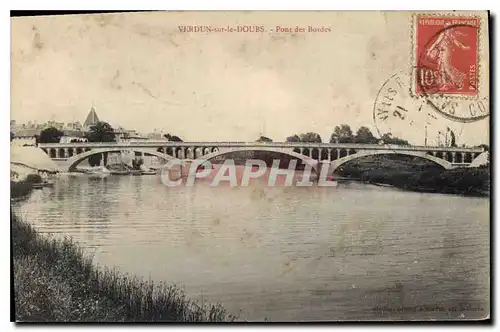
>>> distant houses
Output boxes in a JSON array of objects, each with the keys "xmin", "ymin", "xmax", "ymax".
[
  {"xmin": 12, "ymin": 107, "xmax": 112, "ymax": 145},
  {"xmin": 12, "ymin": 106, "xmax": 167, "ymax": 145},
  {"xmin": 11, "ymin": 107, "xmax": 101, "ymax": 145}
]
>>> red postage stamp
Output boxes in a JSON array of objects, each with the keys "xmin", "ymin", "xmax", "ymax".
[{"xmin": 414, "ymin": 16, "xmax": 480, "ymax": 97}]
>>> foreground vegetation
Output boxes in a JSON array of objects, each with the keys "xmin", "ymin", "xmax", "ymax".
[
  {"xmin": 11, "ymin": 180, "xmax": 235, "ymax": 322},
  {"xmin": 337, "ymin": 155, "xmax": 490, "ymax": 196}
]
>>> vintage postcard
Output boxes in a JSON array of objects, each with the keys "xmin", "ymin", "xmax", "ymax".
[{"xmin": 10, "ymin": 11, "xmax": 490, "ymax": 322}]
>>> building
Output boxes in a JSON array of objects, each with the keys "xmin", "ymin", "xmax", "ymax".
[
  {"xmin": 59, "ymin": 131, "xmax": 88, "ymax": 143},
  {"xmin": 114, "ymin": 127, "xmax": 149, "ymax": 141},
  {"xmin": 10, "ymin": 129, "xmax": 39, "ymax": 147},
  {"xmin": 83, "ymin": 107, "xmax": 100, "ymax": 131},
  {"xmin": 12, "ymin": 106, "xmax": 148, "ymax": 144}
]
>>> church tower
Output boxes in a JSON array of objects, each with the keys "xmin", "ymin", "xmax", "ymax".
[{"xmin": 83, "ymin": 107, "xmax": 100, "ymax": 130}]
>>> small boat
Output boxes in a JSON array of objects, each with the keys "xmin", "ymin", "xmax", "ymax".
[
  {"xmin": 32, "ymin": 181, "xmax": 54, "ymax": 189},
  {"xmin": 106, "ymin": 163, "xmax": 133, "ymax": 175},
  {"xmin": 85, "ymin": 166, "xmax": 111, "ymax": 178},
  {"xmin": 369, "ymin": 182, "xmax": 393, "ymax": 188},
  {"xmin": 141, "ymin": 170, "xmax": 157, "ymax": 175},
  {"xmin": 109, "ymin": 170, "xmax": 132, "ymax": 175},
  {"xmin": 86, "ymin": 166, "xmax": 111, "ymax": 174}
]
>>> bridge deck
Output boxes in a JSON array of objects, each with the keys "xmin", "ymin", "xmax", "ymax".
[{"xmin": 38, "ymin": 141, "xmax": 485, "ymax": 153}]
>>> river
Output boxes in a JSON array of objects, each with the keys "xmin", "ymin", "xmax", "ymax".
[{"xmin": 12, "ymin": 174, "xmax": 490, "ymax": 321}]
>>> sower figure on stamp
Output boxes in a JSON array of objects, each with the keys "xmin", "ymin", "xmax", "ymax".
[{"xmin": 426, "ymin": 23, "xmax": 470, "ymax": 91}]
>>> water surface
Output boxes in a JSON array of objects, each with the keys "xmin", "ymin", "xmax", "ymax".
[{"xmin": 13, "ymin": 175, "xmax": 490, "ymax": 321}]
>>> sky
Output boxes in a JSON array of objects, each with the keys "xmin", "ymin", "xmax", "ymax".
[{"xmin": 11, "ymin": 11, "xmax": 490, "ymax": 145}]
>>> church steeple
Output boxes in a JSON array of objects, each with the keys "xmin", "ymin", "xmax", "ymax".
[{"xmin": 83, "ymin": 107, "xmax": 100, "ymax": 129}]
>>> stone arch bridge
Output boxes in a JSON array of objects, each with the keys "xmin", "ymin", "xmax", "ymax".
[{"xmin": 38, "ymin": 141, "xmax": 487, "ymax": 175}]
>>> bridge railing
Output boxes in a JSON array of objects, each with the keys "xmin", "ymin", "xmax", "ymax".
[{"xmin": 37, "ymin": 141, "xmax": 485, "ymax": 153}]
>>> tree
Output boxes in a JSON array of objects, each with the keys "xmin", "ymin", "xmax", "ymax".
[
  {"xmin": 85, "ymin": 121, "xmax": 115, "ymax": 167},
  {"xmin": 286, "ymin": 134, "xmax": 301, "ymax": 142},
  {"xmin": 170, "ymin": 135, "xmax": 183, "ymax": 142},
  {"xmin": 85, "ymin": 121, "xmax": 116, "ymax": 143},
  {"xmin": 39, "ymin": 127, "xmax": 64, "ymax": 143},
  {"xmin": 450, "ymin": 130, "xmax": 457, "ymax": 147},
  {"xmin": 354, "ymin": 126, "xmax": 378, "ymax": 144},
  {"xmin": 256, "ymin": 136, "xmax": 273, "ymax": 142},
  {"xmin": 330, "ymin": 124, "xmax": 353, "ymax": 143},
  {"xmin": 163, "ymin": 133, "xmax": 183, "ymax": 142},
  {"xmin": 10, "ymin": 132, "xmax": 14, "ymax": 142},
  {"xmin": 379, "ymin": 133, "xmax": 410, "ymax": 146},
  {"xmin": 299, "ymin": 132, "xmax": 322, "ymax": 143},
  {"xmin": 477, "ymin": 144, "xmax": 489, "ymax": 152}
]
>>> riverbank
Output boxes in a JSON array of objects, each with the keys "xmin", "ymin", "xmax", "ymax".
[
  {"xmin": 336, "ymin": 155, "xmax": 490, "ymax": 197},
  {"xmin": 11, "ymin": 180, "xmax": 235, "ymax": 322}
]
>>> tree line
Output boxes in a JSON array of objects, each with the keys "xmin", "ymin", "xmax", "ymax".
[
  {"xmin": 256, "ymin": 124, "xmax": 410, "ymax": 145},
  {"xmin": 30, "ymin": 123, "xmax": 406, "ymax": 146}
]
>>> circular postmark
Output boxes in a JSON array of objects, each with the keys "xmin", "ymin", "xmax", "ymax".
[
  {"xmin": 373, "ymin": 69, "xmax": 467, "ymax": 147},
  {"xmin": 415, "ymin": 23, "xmax": 489, "ymax": 123}
]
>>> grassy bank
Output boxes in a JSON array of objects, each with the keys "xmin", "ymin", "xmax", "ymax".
[
  {"xmin": 336, "ymin": 155, "xmax": 490, "ymax": 196},
  {"xmin": 11, "ymin": 180, "xmax": 235, "ymax": 322}
]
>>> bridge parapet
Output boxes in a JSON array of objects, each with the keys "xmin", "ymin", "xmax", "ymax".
[{"xmin": 38, "ymin": 141, "xmax": 485, "ymax": 153}]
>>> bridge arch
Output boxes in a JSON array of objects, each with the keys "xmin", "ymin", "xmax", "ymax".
[
  {"xmin": 197, "ymin": 147, "xmax": 319, "ymax": 173},
  {"xmin": 331, "ymin": 149, "xmax": 453, "ymax": 173},
  {"xmin": 65, "ymin": 148, "xmax": 176, "ymax": 171}
]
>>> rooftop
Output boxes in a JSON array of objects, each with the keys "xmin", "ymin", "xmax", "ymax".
[{"xmin": 83, "ymin": 107, "xmax": 100, "ymax": 128}]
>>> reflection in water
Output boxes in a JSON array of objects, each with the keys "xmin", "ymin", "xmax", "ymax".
[{"xmin": 12, "ymin": 175, "xmax": 489, "ymax": 321}]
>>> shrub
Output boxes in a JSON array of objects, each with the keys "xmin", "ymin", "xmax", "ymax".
[
  {"xmin": 11, "ymin": 181, "xmax": 33, "ymax": 198},
  {"xmin": 26, "ymin": 174, "xmax": 42, "ymax": 184}
]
